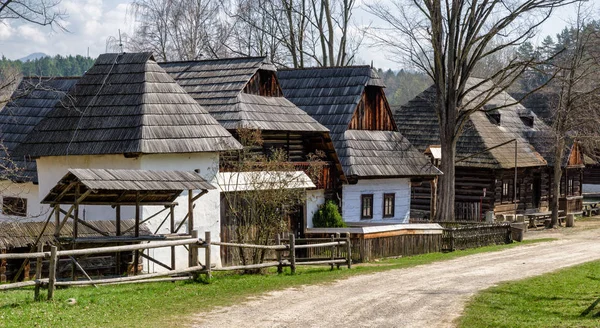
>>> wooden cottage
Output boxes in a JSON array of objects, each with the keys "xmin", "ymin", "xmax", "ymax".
[
  {"xmin": 0, "ymin": 77, "xmax": 79, "ymax": 220},
  {"xmin": 159, "ymin": 57, "xmax": 341, "ymax": 234},
  {"xmin": 395, "ymin": 79, "xmax": 584, "ymax": 220},
  {"xmin": 277, "ymin": 66, "xmax": 441, "ymax": 224},
  {"xmin": 14, "ymin": 52, "xmax": 243, "ymax": 269}
]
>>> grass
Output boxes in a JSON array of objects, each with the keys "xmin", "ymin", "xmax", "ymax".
[
  {"xmin": 0, "ymin": 239, "xmax": 553, "ymax": 328},
  {"xmin": 459, "ymin": 260, "xmax": 600, "ymax": 328}
]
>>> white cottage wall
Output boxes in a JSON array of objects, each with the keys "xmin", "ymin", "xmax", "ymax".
[
  {"xmin": 305, "ymin": 189, "xmax": 325, "ymax": 228},
  {"xmin": 342, "ymin": 178, "xmax": 411, "ymax": 223},
  {"xmin": 0, "ymin": 181, "xmax": 43, "ymax": 221},
  {"xmin": 140, "ymin": 152, "xmax": 221, "ymax": 272}
]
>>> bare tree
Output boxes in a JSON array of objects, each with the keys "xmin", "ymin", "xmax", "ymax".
[
  {"xmin": 229, "ymin": 0, "xmax": 363, "ymax": 67},
  {"xmin": 544, "ymin": 7, "xmax": 600, "ymax": 227},
  {"xmin": 367, "ymin": 0, "xmax": 576, "ymax": 221},
  {"xmin": 0, "ymin": 0, "xmax": 66, "ymax": 30},
  {"xmin": 128, "ymin": 0, "xmax": 230, "ymax": 61}
]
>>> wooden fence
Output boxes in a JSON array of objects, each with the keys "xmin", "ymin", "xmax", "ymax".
[
  {"xmin": 441, "ymin": 223, "xmax": 512, "ymax": 251},
  {"xmin": 0, "ymin": 232, "xmax": 351, "ymax": 302}
]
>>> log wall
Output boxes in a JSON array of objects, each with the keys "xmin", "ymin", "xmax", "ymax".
[{"xmin": 348, "ymin": 86, "xmax": 397, "ymax": 131}]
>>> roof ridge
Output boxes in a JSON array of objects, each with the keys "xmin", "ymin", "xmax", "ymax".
[
  {"xmin": 158, "ymin": 56, "xmax": 267, "ymax": 65},
  {"xmin": 279, "ymin": 65, "xmax": 372, "ymax": 71}
]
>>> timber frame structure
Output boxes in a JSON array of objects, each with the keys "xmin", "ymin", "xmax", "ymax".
[{"xmin": 42, "ymin": 168, "xmax": 214, "ymax": 276}]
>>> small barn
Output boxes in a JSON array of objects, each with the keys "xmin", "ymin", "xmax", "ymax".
[
  {"xmin": 13, "ymin": 52, "xmax": 243, "ymax": 269},
  {"xmin": 278, "ymin": 66, "xmax": 441, "ymax": 224},
  {"xmin": 0, "ymin": 77, "xmax": 79, "ymax": 220},
  {"xmin": 395, "ymin": 78, "xmax": 584, "ymax": 219}
]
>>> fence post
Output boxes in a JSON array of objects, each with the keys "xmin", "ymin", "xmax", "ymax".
[
  {"xmin": 191, "ymin": 230, "xmax": 199, "ymax": 267},
  {"xmin": 276, "ymin": 233, "xmax": 283, "ymax": 274},
  {"xmin": 289, "ymin": 234, "xmax": 296, "ymax": 274},
  {"xmin": 330, "ymin": 234, "xmax": 335, "ymax": 270},
  {"xmin": 335, "ymin": 232, "xmax": 341, "ymax": 269},
  {"xmin": 204, "ymin": 231, "xmax": 212, "ymax": 280},
  {"xmin": 346, "ymin": 232, "xmax": 352, "ymax": 269},
  {"xmin": 34, "ymin": 243, "xmax": 43, "ymax": 301},
  {"xmin": 48, "ymin": 246, "xmax": 57, "ymax": 301}
]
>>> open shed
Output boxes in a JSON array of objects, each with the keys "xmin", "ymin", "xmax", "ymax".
[{"xmin": 41, "ymin": 168, "xmax": 215, "ymax": 276}]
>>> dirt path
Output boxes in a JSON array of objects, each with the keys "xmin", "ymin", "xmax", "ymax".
[{"xmin": 192, "ymin": 224, "xmax": 600, "ymax": 328}]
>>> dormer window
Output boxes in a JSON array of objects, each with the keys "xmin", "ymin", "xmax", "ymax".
[
  {"xmin": 520, "ymin": 115, "xmax": 534, "ymax": 128},
  {"xmin": 486, "ymin": 113, "xmax": 501, "ymax": 125}
]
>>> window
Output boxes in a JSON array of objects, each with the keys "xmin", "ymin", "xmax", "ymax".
[
  {"xmin": 501, "ymin": 179, "xmax": 512, "ymax": 203},
  {"xmin": 383, "ymin": 193, "xmax": 395, "ymax": 218},
  {"xmin": 502, "ymin": 181, "xmax": 509, "ymax": 197},
  {"xmin": 361, "ymin": 194, "xmax": 373, "ymax": 219},
  {"xmin": 2, "ymin": 197, "xmax": 27, "ymax": 216},
  {"xmin": 568, "ymin": 178, "xmax": 574, "ymax": 196}
]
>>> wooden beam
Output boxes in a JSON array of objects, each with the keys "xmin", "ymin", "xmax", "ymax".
[
  {"xmin": 188, "ymin": 190, "xmax": 194, "ymax": 233},
  {"xmin": 191, "ymin": 189, "xmax": 208, "ymax": 202},
  {"xmin": 134, "ymin": 191, "xmax": 140, "ymax": 275},
  {"xmin": 59, "ymin": 209, "xmax": 110, "ymax": 236},
  {"xmin": 139, "ymin": 252, "xmax": 172, "ymax": 271},
  {"xmin": 51, "ymin": 181, "xmax": 78, "ymax": 204}
]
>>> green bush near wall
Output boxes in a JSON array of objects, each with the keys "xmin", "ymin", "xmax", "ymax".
[{"xmin": 313, "ymin": 201, "xmax": 346, "ymax": 228}]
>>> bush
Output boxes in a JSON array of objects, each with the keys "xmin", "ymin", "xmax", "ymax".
[{"xmin": 312, "ymin": 201, "xmax": 346, "ymax": 228}]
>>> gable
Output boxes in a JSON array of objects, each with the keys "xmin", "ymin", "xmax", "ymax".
[
  {"xmin": 243, "ymin": 70, "xmax": 283, "ymax": 97},
  {"xmin": 567, "ymin": 142, "xmax": 585, "ymax": 167},
  {"xmin": 348, "ymin": 86, "xmax": 397, "ymax": 131}
]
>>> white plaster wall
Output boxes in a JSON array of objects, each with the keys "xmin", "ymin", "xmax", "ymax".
[
  {"xmin": 342, "ymin": 178, "xmax": 411, "ymax": 223},
  {"xmin": 305, "ymin": 189, "xmax": 326, "ymax": 228},
  {"xmin": 140, "ymin": 152, "xmax": 221, "ymax": 272},
  {"xmin": 0, "ymin": 181, "xmax": 44, "ymax": 221},
  {"xmin": 36, "ymin": 154, "xmax": 141, "ymax": 222}
]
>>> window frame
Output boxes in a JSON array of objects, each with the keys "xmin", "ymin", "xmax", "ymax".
[
  {"xmin": 383, "ymin": 193, "xmax": 395, "ymax": 218},
  {"xmin": 2, "ymin": 197, "xmax": 27, "ymax": 217},
  {"xmin": 361, "ymin": 194, "xmax": 374, "ymax": 219}
]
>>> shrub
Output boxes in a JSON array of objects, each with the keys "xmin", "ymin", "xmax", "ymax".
[{"xmin": 312, "ymin": 201, "xmax": 346, "ymax": 228}]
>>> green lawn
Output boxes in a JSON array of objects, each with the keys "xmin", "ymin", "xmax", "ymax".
[
  {"xmin": 0, "ymin": 239, "xmax": 552, "ymax": 328},
  {"xmin": 459, "ymin": 260, "xmax": 600, "ymax": 328}
]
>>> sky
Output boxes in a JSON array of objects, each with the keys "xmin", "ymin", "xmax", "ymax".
[{"xmin": 0, "ymin": 0, "xmax": 587, "ymax": 70}]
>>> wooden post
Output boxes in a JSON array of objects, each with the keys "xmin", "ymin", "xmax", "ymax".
[
  {"xmin": 134, "ymin": 191, "xmax": 140, "ymax": 275},
  {"xmin": 73, "ymin": 185, "xmax": 79, "ymax": 240},
  {"xmin": 430, "ymin": 177, "xmax": 438, "ymax": 220},
  {"xmin": 115, "ymin": 205, "xmax": 121, "ymax": 275},
  {"xmin": 48, "ymin": 246, "xmax": 58, "ymax": 301},
  {"xmin": 54, "ymin": 204, "xmax": 60, "ymax": 238},
  {"xmin": 0, "ymin": 249, "xmax": 6, "ymax": 283},
  {"xmin": 335, "ymin": 232, "xmax": 341, "ymax": 269},
  {"xmin": 204, "ymin": 231, "xmax": 212, "ymax": 280},
  {"xmin": 34, "ymin": 243, "xmax": 43, "ymax": 301},
  {"xmin": 191, "ymin": 230, "xmax": 199, "ymax": 269},
  {"xmin": 188, "ymin": 190, "xmax": 194, "ymax": 233},
  {"xmin": 289, "ymin": 234, "xmax": 296, "ymax": 274},
  {"xmin": 276, "ymin": 233, "xmax": 282, "ymax": 274},
  {"xmin": 346, "ymin": 233, "xmax": 352, "ymax": 269},
  {"xmin": 330, "ymin": 234, "xmax": 335, "ymax": 270},
  {"xmin": 170, "ymin": 205, "xmax": 175, "ymax": 270}
]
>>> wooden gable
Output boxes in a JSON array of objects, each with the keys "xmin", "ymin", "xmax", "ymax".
[
  {"xmin": 348, "ymin": 86, "xmax": 397, "ymax": 131},
  {"xmin": 243, "ymin": 70, "xmax": 283, "ymax": 97},
  {"xmin": 567, "ymin": 141, "xmax": 585, "ymax": 167}
]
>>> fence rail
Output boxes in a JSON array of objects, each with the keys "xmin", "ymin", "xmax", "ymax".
[
  {"xmin": 1, "ymin": 232, "xmax": 352, "ymax": 302},
  {"xmin": 442, "ymin": 223, "xmax": 512, "ymax": 251}
]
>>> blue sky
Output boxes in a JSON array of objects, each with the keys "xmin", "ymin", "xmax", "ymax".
[{"xmin": 0, "ymin": 0, "xmax": 584, "ymax": 69}]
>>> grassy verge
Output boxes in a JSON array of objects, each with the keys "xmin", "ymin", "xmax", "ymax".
[
  {"xmin": 459, "ymin": 260, "xmax": 600, "ymax": 328},
  {"xmin": 1, "ymin": 239, "xmax": 553, "ymax": 328}
]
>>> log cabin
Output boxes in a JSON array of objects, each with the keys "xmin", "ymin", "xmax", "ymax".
[
  {"xmin": 278, "ymin": 66, "xmax": 441, "ymax": 224},
  {"xmin": 395, "ymin": 78, "xmax": 584, "ymax": 220},
  {"xmin": 159, "ymin": 57, "xmax": 341, "ymax": 238},
  {"xmin": 13, "ymin": 52, "xmax": 243, "ymax": 269}
]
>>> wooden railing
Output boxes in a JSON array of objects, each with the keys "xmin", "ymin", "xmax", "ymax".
[
  {"xmin": 1, "ymin": 232, "xmax": 351, "ymax": 301},
  {"xmin": 441, "ymin": 223, "xmax": 512, "ymax": 251}
]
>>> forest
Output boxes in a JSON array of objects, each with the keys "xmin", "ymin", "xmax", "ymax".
[{"xmin": 0, "ymin": 55, "xmax": 95, "ymax": 77}]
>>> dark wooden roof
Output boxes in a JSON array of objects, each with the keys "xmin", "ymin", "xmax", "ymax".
[
  {"xmin": 0, "ymin": 77, "xmax": 79, "ymax": 183},
  {"xmin": 159, "ymin": 57, "xmax": 328, "ymax": 132},
  {"xmin": 0, "ymin": 219, "xmax": 150, "ymax": 250},
  {"xmin": 42, "ymin": 168, "xmax": 214, "ymax": 205},
  {"xmin": 16, "ymin": 52, "xmax": 242, "ymax": 158},
  {"xmin": 278, "ymin": 66, "xmax": 440, "ymax": 178},
  {"xmin": 395, "ymin": 79, "xmax": 548, "ymax": 169}
]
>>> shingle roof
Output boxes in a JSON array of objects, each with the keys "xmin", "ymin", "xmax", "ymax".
[
  {"xmin": 278, "ymin": 66, "xmax": 440, "ymax": 178},
  {"xmin": 159, "ymin": 57, "xmax": 328, "ymax": 132},
  {"xmin": 16, "ymin": 52, "xmax": 241, "ymax": 158},
  {"xmin": 394, "ymin": 79, "xmax": 549, "ymax": 169},
  {"xmin": 0, "ymin": 77, "xmax": 79, "ymax": 182}
]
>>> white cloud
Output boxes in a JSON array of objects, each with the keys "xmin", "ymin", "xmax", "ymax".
[
  {"xmin": 0, "ymin": 22, "xmax": 14, "ymax": 41},
  {"xmin": 17, "ymin": 25, "xmax": 48, "ymax": 44}
]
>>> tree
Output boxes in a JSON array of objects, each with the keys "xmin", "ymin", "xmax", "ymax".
[
  {"xmin": 544, "ymin": 11, "xmax": 600, "ymax": 227},
  {"xmin": 219, "ymin": 129, "xmax": 323, "ymax": 271},
  {"xmin": 367, "ymin": 0, "xmax": 575, "ymax": 221}
]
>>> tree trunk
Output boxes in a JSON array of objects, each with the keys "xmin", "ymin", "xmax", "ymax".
[
  {"xmin": 436, "ymin": 134, "xmax": 457, "ymax": 221},
  {"xmin": 551, "ymin": 138, "xmax": 565, "ymax": 228}
]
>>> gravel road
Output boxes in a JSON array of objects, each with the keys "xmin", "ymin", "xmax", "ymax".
[{"xmin": 192, "ymin": 226, "xmax": 600, "ymax": 328}]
